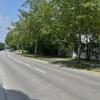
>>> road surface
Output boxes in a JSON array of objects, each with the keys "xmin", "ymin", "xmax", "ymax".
[{"xmin": 0, "ymin": 50, "xmax": 100, "ymax": 100}]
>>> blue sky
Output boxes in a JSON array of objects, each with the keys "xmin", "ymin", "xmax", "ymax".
[{"xmin": 0, "ymin": 0, "xmax": 24, "ymax": 42}]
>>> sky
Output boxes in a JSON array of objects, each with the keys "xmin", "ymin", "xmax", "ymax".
[{"xmin": 0, "ymin": 0, "xmax": 24, "ymax": 42}]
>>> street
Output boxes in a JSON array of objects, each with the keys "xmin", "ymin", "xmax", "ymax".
[{"xmin": 0, "ymin": 50, "xmax": 100, "ymax": 100}]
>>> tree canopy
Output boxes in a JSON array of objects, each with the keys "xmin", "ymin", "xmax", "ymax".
[
  {"xmin": 5, "ymin": 0, "xmax": 100, "ymax": 61},
  {"xmin": 0, "ymin": 42, "xmax": 5, "ymax": 51}
]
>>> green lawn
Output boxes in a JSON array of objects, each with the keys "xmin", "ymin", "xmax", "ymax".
[
  {"xmin": 49, "ymin": 58, "xmax": 100, "ymax": 72},
  {"xmin": 14, "ymin": 50, "xmax": 100, "ymax": 73}
]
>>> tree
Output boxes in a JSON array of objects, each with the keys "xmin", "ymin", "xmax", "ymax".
[
  {"xmin": 0, "ymin": 42, "xmax": 5, "ymax": 50},
  {"xmin": 5, "ymin": 0, "xmax": 100, "ymax": 60}
]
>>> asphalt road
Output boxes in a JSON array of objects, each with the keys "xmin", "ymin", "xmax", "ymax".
[{"xmin": 0, "ymin": 50, "xmax": 100, "ymax": 100}]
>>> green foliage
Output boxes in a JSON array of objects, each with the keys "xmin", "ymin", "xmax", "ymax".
[
  {"xmin": 0, "ymin": 42, "xmax": 5, "ymax": 50},
  {"xmin": 5, "ymin": 0, "xmax": 100, "ymax": 58}
]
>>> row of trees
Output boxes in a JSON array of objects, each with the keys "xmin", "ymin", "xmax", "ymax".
[
  {"xmin": 5, "ymin": 0, "xmax": 100, "ymax": 62},
  {"xmin": 0, "ymin": 42, "xmax": 5, "ymax": 51}
]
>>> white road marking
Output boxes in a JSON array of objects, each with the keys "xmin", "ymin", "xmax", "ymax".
[
  {"xmin": 6, "ymin": 52, "xmax": 46, "ymax": 74},
  {"xmin": 34, "ymin": 68, "xmax": 46, "ymax": 74},
  {"xmin": 24, "ymin": 63, "xmax": 31, "ymax": 67}
]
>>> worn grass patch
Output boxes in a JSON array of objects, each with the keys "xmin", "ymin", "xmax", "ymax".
[
  {"xmin": 14, "ymin": 50, "xmax": 100, "ymax": 73},
  {"xmin": 14, "ymin": 50, "xmax": 73, "ymax": 62},
  {"xmin": 76, "ymin": 58, "xmax": 100, "ymax": 64},
  {"xmin": 51, "ymin": 60, "xmax": 100, "ymax": 72}
]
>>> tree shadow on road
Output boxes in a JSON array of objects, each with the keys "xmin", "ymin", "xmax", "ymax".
[{"xmin": 0, "ymin": 85, "xmax": 40, "ymax": 100}]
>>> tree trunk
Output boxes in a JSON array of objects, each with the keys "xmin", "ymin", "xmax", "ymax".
[
  {"xmin": 86, "ymin": 43, "xmax": 90, "ymax": 61},
  {"xmin": 77, "ymin": 33, "xmax": 81, "ymax": 63},
  {"xmin": 22, "ymin": 44, "xmax": 24, "ymax": 55},
  {"xmin": 58, "ymin": 48, "xmax": 61, "ymax": 56},
  {"xmin": 34, "ymin": 39, "xmax": 38, "ymax": 56},
  {"xmin": 17, "ymin": 44, "xmax": 19, "ymax": 50}
]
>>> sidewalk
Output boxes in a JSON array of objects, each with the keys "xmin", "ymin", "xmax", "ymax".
[{"xmin": 0, "ymin": 78, "xmax": 6, "ymax": 100}]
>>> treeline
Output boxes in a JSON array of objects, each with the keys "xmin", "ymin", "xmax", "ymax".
[
  {"xmin": 0, "ymin": 42, "xmax": 5, "ymax": 51},
  {"xmin": 5, "ymin": 0, "xmax": 100, "ymax": 61}
]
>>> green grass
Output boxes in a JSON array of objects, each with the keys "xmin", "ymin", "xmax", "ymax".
[
  {"xmin": 73, "ymin": 58, "xmax": 100, "ymax": 64},
  {"xmin": 14, "ymin": 50, "xmax": 100, "ymax": 73},
  {"xmin": 14, "ymin": 50, "xmax": 73, "ymax": 62},
  {"xmin": 51, "ymin": 60, "xmax": 100, "ymax": 72}
]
